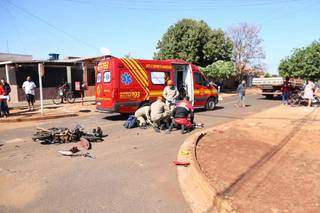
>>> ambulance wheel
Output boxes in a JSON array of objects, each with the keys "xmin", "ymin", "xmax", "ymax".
[
  {"xmin": 206, "ymin": 98, "xmax": 216, "ymax": 110},
  {"xmin": 139, "ymin": 101, "xmax": 150, "ymax": 108}
]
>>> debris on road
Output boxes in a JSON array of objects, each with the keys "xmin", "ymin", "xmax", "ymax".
[
  {"xmin": 79, "ymin": 138, "xmax": 91, "ymax": 150},
  {"xmin": 173, "ymin": 160, "xmax": 190, "ymax": 167},
  {"xmin": 195, "ymin": 123, "xmax": 205, "ymax": 128},
  {"xmin": 32, "ymin": 125, "xmax": 107, "ymax": 144},
  {"xmin": 179, "ymin": 150, "xmax": 189, "ymax": 156},
  {"xmin": 58, "ymin": 145, "xmax": 95, "ymax": 159}
]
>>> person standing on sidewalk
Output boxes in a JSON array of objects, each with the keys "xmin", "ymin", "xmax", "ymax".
[
  {"xmin": 304, "ymin": 79, "xmax": 315, "ymax": 107},
  {"xmin": 281, "ymin": 77, "xmax": 291, "ymax": 106},
  {"xmin": 1, "ymin": 78, "xmax": 11, "ymax": 115},
  {"xmin": 22, "ymin": 76, "xmax": 37, "ymax": 111},
  {"xmin": 235, "ymin": 80, "xmax": 246, "ymax": 107},
  {"xmin": 80, "ymin": 81, "xmax": 87, "ymax": 106},
  {"xmin": 0, "ymin": 82, "xmax": 8, "ymax": 117}
]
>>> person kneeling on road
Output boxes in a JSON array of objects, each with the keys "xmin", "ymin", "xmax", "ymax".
[
  {"xmin": 166, "ymin": 96, "xmax": 194, "ymax": 134},
  {"xmin": 134, "ymin": 105, "xmax": 151, "ymax": 129},
  {"xmin": 150, "ymin": 96, "xmax": 170, "ymax": 133}
]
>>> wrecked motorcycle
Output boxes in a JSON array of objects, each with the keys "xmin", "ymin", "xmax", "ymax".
[{"xmin": 32, "ymin": 125, "xmax": 107, "ymax": 144}]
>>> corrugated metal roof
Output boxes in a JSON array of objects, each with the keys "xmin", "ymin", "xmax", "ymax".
[
  {"xmin": 0, "ymin": 55, "xmax": 109, "ymax": 66},
  {"xmin": 0, "ymin": 53, "xmax": 33, "ymax": 62}
]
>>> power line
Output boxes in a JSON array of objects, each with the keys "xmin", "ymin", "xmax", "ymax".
[
  {"xmin": 0, "ymin": 0, "xmax": 27, "ymax": 53},
  {"xmin": 259, "ymin": 0, "xmax": 319, "ymax": 25},
  {"xmin": 5, "ymin": 0, "xmax": 98, "ymax": 50},
  {"xmin": 59, "ymin": 0, "xmax": 305, "ymax": 11}
]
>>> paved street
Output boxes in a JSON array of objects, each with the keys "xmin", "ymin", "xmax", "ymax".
[{"xmin": 0, "ymin": 95, "xmax": 280, "ymax": 212}]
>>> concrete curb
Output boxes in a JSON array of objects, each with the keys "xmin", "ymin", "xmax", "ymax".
[
  {"xmin": 177, "ymin": 127, "xmax": 235, "ymax": 213},
  {"xmin": 0, "ymin": 113, "xmax": 78, "ymax": 123}
]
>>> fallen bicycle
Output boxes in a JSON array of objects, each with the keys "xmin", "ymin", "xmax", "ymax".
[{"xmin": 32, "ymin": 125, "xmax": 107, "ymax": 144}]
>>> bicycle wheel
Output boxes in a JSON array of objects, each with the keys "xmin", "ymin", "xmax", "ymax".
[
  {"xmin": 67, "ymin": 92, "xmax": 76, "ymax": 104},
  {"xmin": 52, "ymin": 94, "xmax": 62, "ymax": 105}
]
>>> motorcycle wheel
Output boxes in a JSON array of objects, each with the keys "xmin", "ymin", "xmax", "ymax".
[{"xmin": 290, "ymin": 95, "xmax": 300, "ymax": 107}]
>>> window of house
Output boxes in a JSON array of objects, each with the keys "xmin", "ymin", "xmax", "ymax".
[
  {"xmin": 104, "ymin": 71, "xmax": 111, "ymax": 83},
  {"xmin": 151, "ymin": 71, "xmax": 170, "ymax": 85}
]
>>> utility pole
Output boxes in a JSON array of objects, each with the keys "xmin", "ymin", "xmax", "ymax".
[
  {"xmin": 6, "ymin": 40, "xmax": 9, "ymax": 53},
  {"xmin": 38, "ymin": 63, "xmax": 44, "ymax": 115}
]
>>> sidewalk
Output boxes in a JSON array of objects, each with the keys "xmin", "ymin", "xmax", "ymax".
[
  {"xmin": 8, "ymin": 96, "xmax": 95, "ymax": 109},
  {"xmin": 0, "ymin": 97, "xmax": 96, "ymax": 123},
  {"xmin": 196, "ymin": 106, "xmax": 320, "ymax": 212}
]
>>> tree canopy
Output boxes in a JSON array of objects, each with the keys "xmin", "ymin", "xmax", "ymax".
[
  {"xmin": 228, "ymin": 23, "xmax": 265, "ymax": 76},
  {"xmin": 279, "ymin": 40, "xmax": 320, "ymax": 80},
  {"xmin": 154, "ymin": 19, "xmax": 233, "ymax": 67},
  {"xmin": 200, "ymin": 60, "xmax": 236, "ymax": 80}
]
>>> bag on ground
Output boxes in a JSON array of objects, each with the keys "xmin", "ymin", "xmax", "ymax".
[{"xmin": 123, "ymin": 115, "xmax": 137, "ymax": 129}]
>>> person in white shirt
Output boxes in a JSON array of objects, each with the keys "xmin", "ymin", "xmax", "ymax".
[{"xmin": 22, "ymin": 76, "xmax": 37, "ymax": 111}]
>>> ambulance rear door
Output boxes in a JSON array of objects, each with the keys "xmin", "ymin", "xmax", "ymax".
[
  {"xmin": 96, "ymin": 58, "xmax": 117, "ymax": 111},
  {"xmin": 172, "ymin": 63, "xmax": 194, "ymax": 104}
]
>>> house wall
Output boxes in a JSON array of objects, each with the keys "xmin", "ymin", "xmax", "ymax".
[
  {"xmin": 17, "ymin": 87, "xmax": 57, "ymax": 102},
  {"xmin": 2, "ymin": 61, "xmax": 97, "ymax": 103}
]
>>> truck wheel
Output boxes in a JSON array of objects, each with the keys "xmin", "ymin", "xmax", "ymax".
[
  {"xmin": 206, "ymin": 97, "xmax": 216, "ymax": 110},
  {"xmin": 265, "ymin": 95, "xmax": 273, "ymax": 99}
]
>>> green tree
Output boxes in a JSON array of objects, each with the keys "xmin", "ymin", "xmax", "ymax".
[
  {"xmin": 154, "ymin": 19, "xmax": 233, "ymax": 67},
  {"xmin": 264, "ymin": 72, "xmax": 271, "ymax": 78},
  {"xmin": 200, "ymin": 60, "xmax": 236, "ymax": 80},
  {"xmin": 279, "ymin": 40, "xmax": 320, "ymax": 80}
]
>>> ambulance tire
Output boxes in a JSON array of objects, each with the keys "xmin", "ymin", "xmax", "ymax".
[
  {"xmin": 205, "ymin": 97, "xmax": 216, "ymax": 110},
  {"xmin": 139, "ymin": 101, "xmax": 150, "ymax": 108}
]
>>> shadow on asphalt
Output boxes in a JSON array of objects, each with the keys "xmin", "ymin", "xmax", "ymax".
[
  {"xmin": 102, "ymin": 106, "xmax": 225, "ymax": 120},
  {"xmin": 103, "ymin": 114, "xmax": 128, "ymax": 121},
  {"xmin": 257, "ymin": 97, "xmax": 282, "ymax": 101},
  {"xmin": 195, "ymin": 106, "xmax": 224, "ymax": 113}
]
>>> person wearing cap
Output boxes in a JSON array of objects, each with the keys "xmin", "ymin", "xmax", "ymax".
[
  {"xmin": 150, "ymin": 96, "xmax": 170, "ymax": 132},
  {"xmin": 134, "ymin": 105, "xmax": 151, "ymax": 129},
  {"xmin": 163, "ymin": 80, "xmax": 179, "ymax": 106}
]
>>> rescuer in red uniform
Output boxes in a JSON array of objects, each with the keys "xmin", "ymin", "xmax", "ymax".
[{"xmin": 166, "ymin": 96, "xmax": 194, "ymax": 134}]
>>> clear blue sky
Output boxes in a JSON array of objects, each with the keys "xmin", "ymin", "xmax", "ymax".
[{"xmin": 0, "ymin": 0, "xmax": 319, "ymax": 74}]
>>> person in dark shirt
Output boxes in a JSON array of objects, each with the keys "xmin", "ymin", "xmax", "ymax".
[{"xmin": 281, "ymin": 77, "xmax": 291, "ymax": 106}]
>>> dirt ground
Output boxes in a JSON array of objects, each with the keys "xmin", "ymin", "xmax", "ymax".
[
  {"xmin": 0, "ymin": 101, "xmax": 97, "ymax": 122},
  {"xmin": 197, "ymin": 106, "xmax": 320, "ymax": 212}
]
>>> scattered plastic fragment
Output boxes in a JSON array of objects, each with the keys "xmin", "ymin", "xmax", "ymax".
[
  {"xmin": 180, "ymin": 150, "xmax": 189, "ymax": 156},
  {"xmin": 173, "ymin": 160, "xmax": 190, "ymax": 166}
]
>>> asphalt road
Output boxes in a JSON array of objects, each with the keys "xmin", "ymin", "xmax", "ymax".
[{"xmin": 0, "ymin": 95, "xmax": 280, "ymax": 213}]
